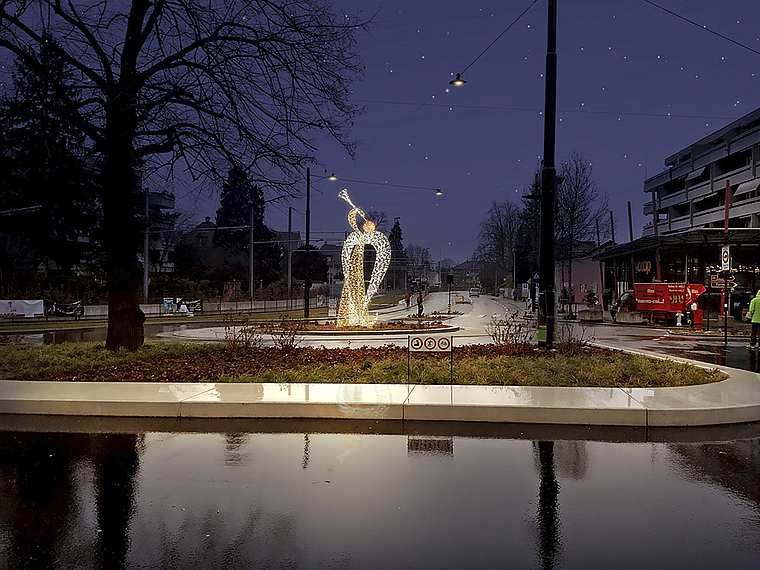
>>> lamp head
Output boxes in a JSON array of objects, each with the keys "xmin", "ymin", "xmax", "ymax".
[{"xmin": 449, "ymin": 73, "xmax": 466, "ymax": 86}]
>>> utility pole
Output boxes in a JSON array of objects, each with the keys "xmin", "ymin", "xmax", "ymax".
[
  {"xmin": 143, "ymin": 191, "xmax": 149, "ymax": 304},
  {"xmin": 513, "ymin": 248, "xmax": 517, "ymax": 292},
  {"xmin": 628, "ymin": 201, "xmax": 635, "ymax": 286},
  {"xmin": 609, "ymin": 210, "xmax": 616, "ymax": 244},
  {"xmin": 249, "ymin": 201, "xmax": 254, "ymax": 307},
  {"xmin": 304, "ymin": 167, "xmax": 311, "ymax": 318},
  {"xmin": 288, "ymin": 206, "xmax": 293, "ymax": 310},
  {"xmin": 724, "ymin": 179, "xmax": 730, "ymax": 345},
  {"xmin": 538, "ymin": 0, "xmax": 558, "ymax": 348},
  {"xmin": 596, "ymin": 218, "xmax": 605, "ymax": 306}
]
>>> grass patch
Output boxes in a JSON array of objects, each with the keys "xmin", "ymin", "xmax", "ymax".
[
  {"xmin": 0, "ymin": 342, "xmax": 224, "ymax": 380},
  {"xmin": 0, "ymin": 342, "xmax": 726, "ymax": 388},
  {"xmin": 216, "ymin": 353, "xmax": 721, "ymax": 388}
]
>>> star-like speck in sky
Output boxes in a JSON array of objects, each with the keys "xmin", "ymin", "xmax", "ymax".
[{"xmin": 184, "ymin": 0, "xmax": 759, "ymax": 263}]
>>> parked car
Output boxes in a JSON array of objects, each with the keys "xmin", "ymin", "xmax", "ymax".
[
  {"xmin": 469, "ymin": 287, "xmax": 481, "ymax": 298},
  {"xmin": 609, "ymin": 291, "xmax": 634, "ymax": 322}
]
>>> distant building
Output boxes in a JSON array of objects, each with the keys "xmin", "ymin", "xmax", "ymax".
[
  {"xmin": 138, "ymin": 191, "xmax": 176, "ymax": 274},
  {"xmin": 596, "ymin": 107, "xmax": 760, "ymax": 318},
  {"xmin": 186, "ymin": 216, "xmax": 217, "ymax": 252},
  {"xmin": 643, "ymin": 107, "xmax": 760, "ymax": 237},
  {"xmin": 556, "ymin": 240, "xmax": 602, "ymax": 302},
  {"xmin": 451, "ymin": 260, "xmax": 482, "ymax": 290},
  {"xmin": 319, "ymin": 242, "xmax": 343, "ymax": 298}
]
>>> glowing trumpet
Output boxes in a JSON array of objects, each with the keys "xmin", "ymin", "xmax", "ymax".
[{"xmin": 338, "ymin": 189, "xmax": 366, "ymax": 220}]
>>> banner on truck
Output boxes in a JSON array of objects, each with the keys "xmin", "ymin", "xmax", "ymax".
[{"xmin": 1, "ymin": 299, "xmax": 45, "ymax": 318}]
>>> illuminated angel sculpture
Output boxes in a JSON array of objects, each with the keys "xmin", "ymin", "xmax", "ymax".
[{"xmin": 337, "ymin": 189, "xmax": 391, "ymax": 327}]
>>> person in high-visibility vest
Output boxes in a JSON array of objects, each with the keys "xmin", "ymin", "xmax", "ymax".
[{"xmin": 748, "ymin": 289, "xmax": 760, "ymax": 349}]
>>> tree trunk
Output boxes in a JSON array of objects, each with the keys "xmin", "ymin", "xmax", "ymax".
[{"xmin": 103, "ymin": 112, "xmax": 144, "ymax": 350}]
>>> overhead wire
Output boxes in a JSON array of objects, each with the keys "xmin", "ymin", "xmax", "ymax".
[
  {"xmin": 642, "ymin": 0, "xmax": 760, "ymax": 57},
  {"xmin": 354, "ymin": 0, "xmax": 539, "ymax": 160},
  {"xmin": 458, "ymin": 0, "xmax": 538, "ymax": 76},
  {"xmin": 353, "ymin": 99, "xmax": 737, "ymax": 120}
]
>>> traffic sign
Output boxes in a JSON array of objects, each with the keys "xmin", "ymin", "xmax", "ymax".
[
  {"xmin": 531, "ymin": 272, "xmax": 540, "ymax": 284},
  {"xmin": 710, "ymin": 273, "xmax": 735, "ymax": 289},
  {"xmin": 409, "ymin": 335, "xmax": 452, "ymax": 352},
  {"xmin": 721, "ymin": 246, "xmax": 730, "ymax": 270}
]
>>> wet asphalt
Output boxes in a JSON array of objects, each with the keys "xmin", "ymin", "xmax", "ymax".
[
  {"xmin": 588, "ymin": 322, "xmax": 760, "ymax": 371},
  {"xmin": 6, "ymin": 299, "xmax": 760, "ymax": 373}
]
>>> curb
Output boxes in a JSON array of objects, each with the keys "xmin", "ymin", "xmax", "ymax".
[{"xmin": 1, "ymin": 352, "xmax": 758, "ymax": 427}]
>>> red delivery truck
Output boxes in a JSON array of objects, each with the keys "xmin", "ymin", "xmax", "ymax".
[{"xmin": 613, "ymin": 283, "xmax": 706, "ymax": 325}]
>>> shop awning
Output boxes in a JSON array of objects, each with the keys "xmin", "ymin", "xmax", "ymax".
[
  {"xmin": 593, "ymin": 228, "xmax": 760, "ymax": 261},
  {"xmin": 685, "ymin": 167, "xmax": 707, "ymax": 182},
  {"xmin": 734, "ymin": 178, "xmax": 760, "ymax": 197}
]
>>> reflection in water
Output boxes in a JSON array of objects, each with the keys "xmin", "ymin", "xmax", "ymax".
[
  {"xmin": 2, "ymin": 429, "xmax": 760, "ymax": 568},
  {"xmin": 553, "ymin": 440, "xmax": 588, "ymax": 480},
  {"xmin": 535, "ymin": 441, "xmax": 562, "ymax": 570},
  {"xmin": 668, "ymin": 439, "xmax": 760, "ymax": 515},
  {"xmin": 302, "ymin": 434, "xmax": 310, "ymax": 469},
  {"xmin": 94, "ymin": 434, "xmax": 141, "ymax": 570},
  {"xmin": 407, "ymin": 436, "xmax": 454, "ymax": 457},
  {"xmin": 0, "ymin": 432, "xmax": 140, "ymax": 568},
  {"xmin": 224, "ymin": 433, "xmax": 251, "ymax": 466}
]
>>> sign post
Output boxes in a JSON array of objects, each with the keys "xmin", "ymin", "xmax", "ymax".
[
  {"xmin": 408, "ymin": 335, "xmax": 454, "ymax": 384},
  {"xmin": 721, "ymin": 246, "xmax": 731, "ymax": 345}
]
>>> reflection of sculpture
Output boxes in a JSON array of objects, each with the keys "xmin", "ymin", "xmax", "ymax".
[{"xmin": 337, "ymin": 189, "xmax": 391, "ymax": 327}]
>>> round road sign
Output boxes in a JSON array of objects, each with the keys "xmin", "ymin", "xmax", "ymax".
[
  {"xmin": 437, "ymin": 337, "xmax": 451, "ymax": 351},
  {"xmin": 424, "ymin": 337, "xmax": 437, "ymax": 350},
  {"xmin": 410, "ymin": 337, "xmax": 422, "ymax": 350}
]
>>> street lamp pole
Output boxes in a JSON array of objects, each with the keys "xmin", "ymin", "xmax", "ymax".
[
  {"xmin": 304, "ymin": 167, "xmax": 311, "ymax": 318},
  {"xmin": 288, "ymin": 206, "xmax": 293, "ymax": 310},
  {"xmin": 538, "ymin": 0, "xmax": 558, "ymax": 348},
  {"xmin": 143, "ymin": 191, "xmax": 149, "ymax": 304},
  {"xmin": 513, "ymin": 248, "xmax": 517, "ymax": 292},
  {"xmin": 249, "ymin": 201, "xmax": 254, "ymax": 307}
]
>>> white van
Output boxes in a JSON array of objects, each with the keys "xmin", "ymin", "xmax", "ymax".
[{"xmin": 469, "ymin": 287, "xmax": 481, "ymax": 298}]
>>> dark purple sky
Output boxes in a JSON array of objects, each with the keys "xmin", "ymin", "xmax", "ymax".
[{"xmin": 185, "ymin": 0, "xmax": 759, "ymax": 263}]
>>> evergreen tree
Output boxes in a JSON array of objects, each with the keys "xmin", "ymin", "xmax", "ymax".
[
  {"xmin": 516, "ymin": 167, "xmax": 542, "ymax": 284},
  {"xmin": 214, "ymin": 167, "xmax": 282, "ymax": 289},
  {"xmin": 0, "ymin": 33, "xmax": 99, "ymax": 295},
  {"xmin": 292, "ymin": 244, "xmax": 328, "ymax": 284},
  {"xmin": 388, "ymin": 218, "xmax": 407, "ymax": 290}
]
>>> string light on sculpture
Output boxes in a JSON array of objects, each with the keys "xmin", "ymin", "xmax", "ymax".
[{"xmin": 336, "ymin": 189, "xmax": 391, "ymax": 327}]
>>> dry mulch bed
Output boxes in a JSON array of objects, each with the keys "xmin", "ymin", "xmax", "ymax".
[{"xmin": 42, "ymin": 343, "xmax": 611, "ymax": 383}]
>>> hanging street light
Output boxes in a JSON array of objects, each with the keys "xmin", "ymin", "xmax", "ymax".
[{"xmin": 449, "ymin": 73, "xmax": 466, "ymax": 86}]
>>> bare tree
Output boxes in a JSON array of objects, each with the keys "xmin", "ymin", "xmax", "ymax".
[
  {"xmin": 0, "ymin": 0, "xmax": 368, "ymax": 349},
  {"xmin": 405, "ymin": 244, "xmax": 432, "ymax": 281},
  {"xmin": 365, "ymin": 209, "xmax": 388, "ymax": 232},
  {"xmin": 555, "ymin": 151, "xmax": 609, "ymax": 303},
  {"xmin": 474, "ymin": 201, "xmax": 521, "ymax": 287}
]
